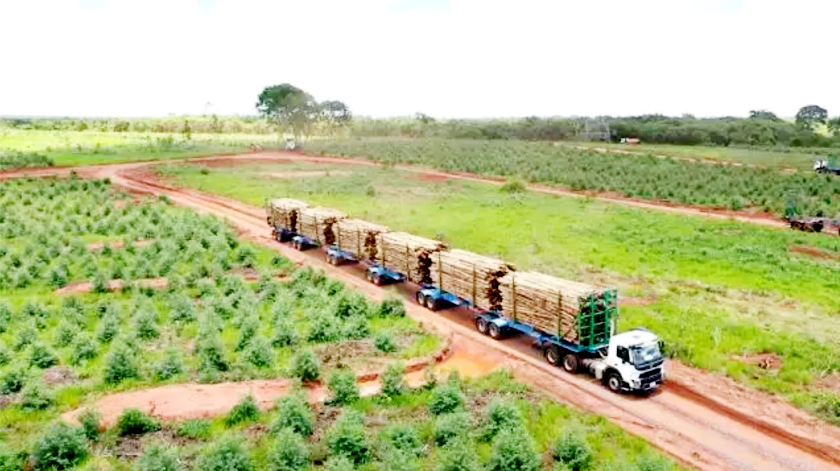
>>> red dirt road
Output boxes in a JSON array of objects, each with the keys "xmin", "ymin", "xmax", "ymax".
[{"xmin": 4, "ymin": 159, "xmax": 840, "ymax": 470}]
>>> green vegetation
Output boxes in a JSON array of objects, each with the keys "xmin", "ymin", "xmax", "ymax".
[
  {"xmin": 162, "ymin": 161, "xmax": 840, "ymax": 423},
  {"xmin": 304, "ymin": 138, "xmax": 840, "ymax": 217}
]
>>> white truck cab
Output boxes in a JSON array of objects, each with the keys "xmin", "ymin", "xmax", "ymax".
[{"xmin": 585, "ymin": 328, "xmax": 665, "ymax": 393}]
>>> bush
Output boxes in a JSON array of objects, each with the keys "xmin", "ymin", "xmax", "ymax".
[
  {"xmin": 155, "ymin": 347, "xmax": 184, "ymax": 380},
  {"xmin": 334, "ymin": 293, "xmax": 369, "ymax": 319},
  {"xmin": 326, "ymin": 409, "xmax": 370, "ymax": 464},
  {"xmin": 324, "ymin": 456, "xmax": 354, "ymax": 471},
  {"xmin": 436, "ymin": 436, "xmax": 481, "ymax": 471},
  {"xmin": 117, "ymin": 409, "xmax": 161, "ymax": 436},
  {"xmin": 429, "ymin": 383, "xmax": 465, "ymax": 415},
  {"xmin": 0, "ymin": 303, "xmax": 10, "ymax": 333},
  {"xmin": 104, "ymin": 341, "xmax": 139, "ymax": 384},
  {"xmin": 377, "ymin": 298, "xmax": 405, "ymax": 317},
  {"xmin": 79, "ymin": 409, "xmax": 101, "ymax": 441},
  {"xmin": 484, "ymin": 399, "xmax": 523, "ymax": 440},
  {"xmin": 635, "ymin": 456, "xmax": 675, "ymax": 471},
  {"xmin": 0, "ymin": 443, "xmax": 21, "ymax": 471},
  {"xmin": 197, "ymin": 436, "xmax": 253, "ymax": 471},
  {"xmin": 0, "ymin": 364, "xmax": 28, "ymax": 394},
  {"xmin": 328, "ymin": 371, "xmax": 359, "ymax": 405},
  {"xmin": 486, "ymin": 426, "xmax": 540, "ymax": 471},
  {"xmin": 14, "ymin": 325, "xmax": 37, "ymax": 351},
  {"xmin": 0, "ymin": 344, "xmax": 9, "ymax": 366},
  {"xmin": 268, "ymin": 428, "xmax": 310, "ymax": 471},
  {"xmin": 31, "ymin": 422, "xmax": 88, "ymax": 471},
  {"xmin": 178, "ymin": 419, "xmax": 212, "ymax": 439},
  {"xmin": 271, "ymin": 393, "xmax": 313, "ymax": 436},
  {"xmin": 244, "ymin": 336, "xmax": 273, "ymax": 369},
  {"xmin": 20, "ymin": 381, "xmax": 54, "ymax": 410},
  {"xmin": 197, "ymin": 332, "xmax": 229, "ymax": 373},
  {"xmin": 29, "ymin": 343, "xmax": 58, "ymax": 369},
  {"xmin": 133, "ymin": 309, "xmax": 160, "ymax": 340},
  {"xmin": 70, "ymin": 334, "xmax": 99, "ymax": 365},
  {"xmin": 374, "ymin": 333, "xmax": 397, "ymax": 353},
  {"xmin": 379, "ymin": 449, "xmax": 419, "ymax": 471},
  {"xmin": 168, "ymin": 294, "xmax": 195, "ymax": 323},
  {"xmin": 235, "ymin": 316, "xmax": 259, "ymax": 351},
  {"xmin": 96, "ymin": 315, "xmax": 120, "ymax": 343},
  {"xmin": 382, "ymin": 424, "xmax": 422, "ymax": 456},
  {"xmin": 553, "ymin": 429, "xmax": 593, "ymax": 471},
  {"xmin": 434, "ymin": 412, "xmax": 470, "ymax": 446},
  {"xmin": 290, "ymin": 350, "xmax": 319, "ymax": 383},
  {"xmin": 54, "ymin": 322, "xmax": 78, "ymax": 347},
  {"xmin": 226, "ymin": 394, "xmax": 260, "ymax": 426},
  {"xmin": 381, "ymin": 362, "xmax": 405, "ymax": 398},
  {"xmin": 500, "ymin": 178, "xmax": 527, "ymax": 194},
  {"xmin": 271, "ymin": 318, "xmax": 299, "ymax": 348},
  {"xmin": 133, "ymin": 444, "xmax": 184, "ymax": 471}
]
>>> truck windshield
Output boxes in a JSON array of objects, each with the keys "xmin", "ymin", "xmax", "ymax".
[{"xmin": 629, "ymin": 342, "xmax": 662, "ymax": 367}]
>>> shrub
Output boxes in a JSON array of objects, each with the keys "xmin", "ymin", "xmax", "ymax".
[
  {"xmin": 32, "ymin": 422, "xmax": 88, "ymax": 471},
  {"xmin": 0, "ymin": 304, "xmax": 10, "ymax": 333},
  {"xmin": 155, "ymin": 347, "xmax": 184, "ymax": 380},
  {"xmin": 1, "ymin": 364, "xmax": 28, "ymax": 394},
  {"xmin": 290, "ymin": 350, "xmax": 319, "ymax": 383},
  {"xmin": 0, "ymin": 343, "xmax": 10, "ymax": 366},
  {"xmin": 434, "ymin": 412, "xmax": 470, "ymax": 446},
  {"xmin": 429, "ymin": 383, "xmax": 466, "ymax": 415},
  {"xmin": 49, "ymin": 266, "xmax": 69, "ymax": 288},
  {"xmin": 326, "ymin": 409, "xmax": 370, "ymax": 464},
  {"xmin": 377, "ymin": 298, "xmax": 405, "ymax": 317},
  {"xmin": 197, "ymin": 332, "xmax": 229, "ymax": 373},
  {"xmin": 97, "ymin": 314, "xmax": 120, "ymax": 343},
  {"xmin": 436, "ymin": 436, "xmax": 481, "ymax": 471},
  {"xmin": 70, "ymin": 333, "xmax": 99, "ymax": 365},
  {"xmin": 104, "ymin": 341, "xmax": 139, "ymax": 384},
  {"xmin": 382, "ymin": 424, "xmax": 422, "ymax": 456},
  {"xmin": 226, "ymin": 394, "xmax": 260, "ymax": 426},
  {"xmin": 328, "ymin": 371, "xmax": 359, "ymax": 405},
  {"xmin": 379, "ymin": 449, "xmax": 419, "ymax": 471},
  {"xmin": 178, "ymin": 419, "xmax": 212, "ymax": 439},
  {"xmin": 268, "ymin": 428, "xmax": 310, "ymax": 471},
  {"xmin": 54, "ymin": 321, "xmax": 78, "ymax": 348},
  {"xmin": 168, "ymin": 294, "xmax": 195, "ymax": 322},
  {"xmin": 117, "ymin": 409, "xmax": 161, "ymax": 436},
  {"xmin": 381, "ymin": 362, "xmax": 405, "ymax": 398},
  {"xmin": 79, "ymin": 409, "xmax": 101, "ymax": 441},
  {"xmin": 271, "ymin": 393, "xmax": 313, "ymax": 436},
  {"xmin": 197, "ymin": 436, "xmax": 253, "ymax": 471},
  {"xmin": 324, "ymin": 456, "xmax": 354, "ymax": 471},
  {"xmin": 0, "ymin": 443, "xmax": 21, "ymax": 471},
  {"xmin": 553, "ymin": 429, "xmax": 593, "ymax": 471},
  {"xmin": 235, "ymin": 316, "xmax": 259, "ymax": 351},
  {"xmin": 92, "ymin": 271, "xmax": 109, "ymax": 294},
  {"xmin": 14, "ymin": 325, "xmax": 37, "ymax": 351},
  {"xmin": 20, "ymin": 381, "xmax": 54, "ymax": 410},
  {"xmin": 484, "ymin": 399, "xmax": 523, "ymax": 440},
  {"xmin": 133, "ymin": 309, "xmax": 160, "ymax": 340},
  {"xmin": 500, "ymin": 178, "xmax": 526, "ymax": 194},
  {"xmin": 333, "ymin": 293, "xmax": 369, "ymax": 319},
  {"xmin": 374, "ymin": 333, "xmax": 397, "ymax": 353},
  {"xmin": 486, "ymin": 426, "xmax": 540, "ymax": 471},
  {"xmin": 30, "ymin": 343, "xmax": 58, "ymax": 369},
  {"xmin": 271, "ymin": 318, "xmax": 299, "ymax": 348},
  {"xmin": 133, "ymin": 444, "xmax": 184, "ymax": 471}
]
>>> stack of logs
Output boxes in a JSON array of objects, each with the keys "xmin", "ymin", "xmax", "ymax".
[
  {"xmin": 267, "ymin": 198, "xmax": 309, "ymax": 232},
  {"xmin": 430, "ymin": 249, "xmax": 514, "ymax": 311},
  {"xmin": 297, "ymin": 207, "xmax": 348, "ymax": 246},
  {"xmin": 499, "ymin": 271, "xmax": 615, "ymax": 343},
  {"xmin": 335, "ymin": 218, "xmax": 389, "ymax": 260},
  {"xmin": 378, "ymin": 232, "xmax": 447, "ymax": 284}
]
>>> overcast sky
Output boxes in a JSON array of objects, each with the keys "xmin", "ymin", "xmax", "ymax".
[{"xmin": 0, "ymin": 0, "xmax": 836, "ymax": 119}]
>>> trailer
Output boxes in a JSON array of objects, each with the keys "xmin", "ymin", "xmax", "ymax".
[
  {"xmin": 415, "ymin": 249, "xmax": 513, "ymax": 312},
  {"xmin": 266, "ymin": 198, "xmax": 309, "ymax": 242},
  {"xmin": 292, "ymin": 206, "xmax": 348, "ymax": 251}
]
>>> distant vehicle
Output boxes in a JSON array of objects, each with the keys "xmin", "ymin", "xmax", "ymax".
[
  {"xmin": 814, "ymin": 157, "xmax": 840, "ymax": 175},
  {"xmin": 284, "ymin": 138, "xmax": 301, "ymax": 151},
  {"xmin": 620, "ymin": 137, "xmax": 641, "ymax": 145}
]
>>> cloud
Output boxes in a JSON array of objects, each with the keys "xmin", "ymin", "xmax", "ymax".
[{"xmin": 0, "ymin": 0, "xmax": 837, "ymax": 118}]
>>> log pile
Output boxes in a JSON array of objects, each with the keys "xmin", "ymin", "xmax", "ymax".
[
  {"xmin": 430, "ymin": 249, "xmax": 514, "ymax": 310},
  {"xmin": 335, "ymin": 218, "xmax": 389, "ymax": 260},
  {"xmin": 267, "ymin": 199, "xmax": 309, "ymax": 231},
  {"xmin": 499, "ymin": 271, "xmax": 617, "ymax": 344},
  {"xmin": 297, "ymin": 207, "xmax": 348, "ymax": 245},
  {"xmin": 378, "ymin": 232, "xmax": 447, "ymax": 284}
]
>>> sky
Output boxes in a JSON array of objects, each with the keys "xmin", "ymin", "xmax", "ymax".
[{"xmin": 0, "ymin": 0, "xmax": 837, "ymax": 119}]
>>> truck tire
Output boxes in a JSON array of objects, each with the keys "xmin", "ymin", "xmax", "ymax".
[
  {"xmin": 606, "ymin": 372, "xmax": 623, "ymax": 393},
  {"xmin": 425, "ymin": 296, "xmax": 439, "ymax": 312},
  {"xmin": 545, "ymin": 345, "xmax": 561, "ymax": 366},
  {"xmin": 488, "ymin": 323, "xmax": 502, "ymax": 340},
  {"xmin": 366, "ymin": 270, "xmax": 373, "ymax": 283},
  {"xmin": 562, "ymin": 353, "xmax": 579, "ymax": 373},
  {"xmin": 476, "ymin": 317, "xmax": 489, "ymax": 335},
  {"xmin": 372, "ymin": 274, "xmax": 382, "ymax": 286},
  {"xmin": 415, "ymin": 292, "xmax": 426, "ymax": 306}
]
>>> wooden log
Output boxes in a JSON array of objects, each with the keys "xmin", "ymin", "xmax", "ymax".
[
  {"xmin": 268, "ymin": 198, "xmax": 309, "ymax": 231},
  {"xmin": 377, "ymin": 232, "xmax": 447, "ymax": 284},
  {"xmin": 429, "ymin": 249, "xmax": 514, "ymax": 310},
  {"xmin": 334, "ymin": 218, "xmax": 389, "ymax": 260},
  {"xmin": 297, "ymin": 207, "xmax": 347, "ymax": 245}
]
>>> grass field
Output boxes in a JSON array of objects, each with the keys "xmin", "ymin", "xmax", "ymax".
[
  {"xmin": 0, "ymin": 176, "xmax": 676, "ymax": 470},
  {"xmin": 159, "ymin": 161, "xmax": 840, "ymax": 424}
]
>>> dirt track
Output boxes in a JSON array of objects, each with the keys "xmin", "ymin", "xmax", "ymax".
[{"xmin": 4, "ymin": 157, "xmax": 840, "ymax": 470}]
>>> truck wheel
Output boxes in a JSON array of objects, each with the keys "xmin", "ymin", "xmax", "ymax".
[
  {"xmin": 366, "ymin": 271, "xmax": 373, "ymax": 283},
  {"xmin": 476, "ymin": 317, "xmax": 489, "ymax": 335},
  {"xmin": 545, "ymin": 346, "xmax": 561, "ymax": 366},
  {"xmin": 488, "ymin": 323, "xmax": 502, "ymax": 340},
  {"xmin": 415, "ymin": 292, "xmax": 426, "ymax": 306},
  {"xmin": 425, "ymin": 296, "xmax": 439, "ymax": 312},
  {"xmin": 562, "ymin": 354, "xmax": 579, "ymax": 373},
  {"xmin": 606, "ymin": 373, "xmax": 623, "ymax": 393},
  {"xmin": 372, "ymin": 274, "xmax": 382, "ymax": 286}
]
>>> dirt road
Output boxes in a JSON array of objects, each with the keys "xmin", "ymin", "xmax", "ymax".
[{"xmin": 100, "ymin": 164, "xmax": 840, "ymax": 471}]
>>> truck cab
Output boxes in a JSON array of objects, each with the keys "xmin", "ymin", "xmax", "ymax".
[{"xmin": 586, "ymin": 328, "xmax": 665, "ymax": 393}]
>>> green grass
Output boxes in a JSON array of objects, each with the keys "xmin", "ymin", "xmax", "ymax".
[{"xmin": 160, "ymin": 161, "xmax": 840, "ymax": 424}]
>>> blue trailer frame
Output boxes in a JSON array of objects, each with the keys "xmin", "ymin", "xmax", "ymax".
[
  {"xmin": 365, "ymin": 263, "xmax": 406, "ymax": 286},
  {"xmin": 291, "ymin": 234, "xmax": 319, "ymax": 251},
  {"xmin": 272, "ymin": 226, "xmax": 297, "ymax": 243},
  {"xmin": 415, "ymin": 284, "xmax": 474, "ymax": 312},
  {"xmin": 473, "ymin": 310, "xmax": 607, "ymax": 355},
  {"xmin": 325, "ymin": 245, "xmax": 358, "ymax": 266}
]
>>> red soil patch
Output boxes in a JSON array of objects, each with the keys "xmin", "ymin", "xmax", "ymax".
[
  {"xmin": 412, "ymin": 172, "xmax": 449, "ymax": 183},
  {"xmin": 265, "ymin": 170, "xmax": 352, "ymax": 179},
  {"xmin": 54, "ymin": 278, "xmax": 168, "ymax": 295},
  {"xmin": 620, "ymin": 295, "xmax": 657, "ymax": 307},
  {"xmin": 86, "ymin": 239, "xmax": 152, "ymax": 252},
  {"xmin": 789, "ymin": 245, "xmax": 840, "ymax": 262},
  {"xmin": 734, "ymin": 353, "xmax": 783, "ymax": 370},
  {"xmin": 816, "ymin": 374, "xmax": 840, "ymax": 394}
]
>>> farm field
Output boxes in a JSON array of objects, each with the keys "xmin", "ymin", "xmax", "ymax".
[
  {"xmin": 0, "ymin": 176, "xmax": 675, "ymax": 470},
  {"xmin": 158, "ymin": 159, "xmax": 840, "ymax": 425},
  {"xmin": 568, "ymin": 141, "xmax": 830, "ymax": 170},
  {"xmin": 303, "ymin": 138, "xmax": 840, "ymax": 218},
  {"xmin": 0, "ymin": 129, "xmax": 281, "ymax": 168}
]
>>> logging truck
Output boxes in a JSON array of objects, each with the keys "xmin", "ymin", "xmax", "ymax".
[{"xmin": 265, "ymin": 199, "xmax": 665, "ymax": 393}]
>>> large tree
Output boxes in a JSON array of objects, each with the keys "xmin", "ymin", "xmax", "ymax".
[
  {"xmin": 256, "ymin": 84, "xmax": 318, "ymax": 140},
  {"xmin": 795, "ymin": 105, "xmax": 828, "ymax": 129},
  {"xmin": 319, "ymin": 100, "xmax": 352, "ymax": 134},
  {"xmin": 749, "ymin": 110, "xmax": 779, "ymax": 121}
]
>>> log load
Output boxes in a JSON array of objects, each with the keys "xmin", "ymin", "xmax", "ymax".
[
  {"xmin": 267, "ymin": 198, "xmax": 309, "ymax": 231},
  {"xmin": 430, "ymin": 249, "xmax": 514, "ymax": 311},
  {"xmin": 499, "ymin": 271, "xmax": 617, "ymax": 346},
  {"xmin": 377, "ymin": 232, "xmax": 447, "ymax": 284},
  {"xmin": 297, "ymin": 207, "xmax": 348, "ymax": 245},
  {"xmin": 335, "ymin": 218, "xmax": 389, "ymax": 260}
]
